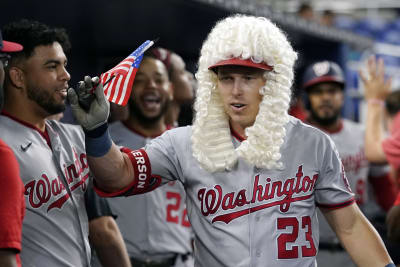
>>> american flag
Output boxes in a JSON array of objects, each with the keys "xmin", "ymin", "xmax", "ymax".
[{"xmin": 100, "ymin": 40, "xmax": 154, "ymax": 106}]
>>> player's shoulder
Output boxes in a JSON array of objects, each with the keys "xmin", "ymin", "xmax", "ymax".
[
  {"xmin": 0, "ymin": 114, "xmax": 19, "ymax": 131},
  {"xmin": 287, "ymin": 116, "xmax": 327, "ymax": 137},
  {"xmin": 0, "ymin": 115, "xmax": 34, "ymax": 141},
  {"xmin": 155, "ymin": 125, "xmax": 192, "ymax": 146},
  {"xmin": 286, "ymin": 116, "xmax": 335, "ymax": 146},
  {"xmin": 163, "ymin": 125, "xmax": 192, "ymax": 138}
]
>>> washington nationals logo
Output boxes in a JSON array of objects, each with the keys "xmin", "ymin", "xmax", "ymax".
[
  {"xmin": 24, "ymin": 148, "xmax": 90, "ymax": 212},
  {"xmin": 312, "ymin": 61, "xmax": 330, "ymax": 76},
  {"xmin": 197, "ymin": 165, "xmax": 319, "ymax": 224}
]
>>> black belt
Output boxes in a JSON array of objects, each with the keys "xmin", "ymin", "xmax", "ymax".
[
  {"xmin": 130, "ymin": 254, "xmax": 189, "ymax": 267},
  {"xmin": 319, "ymin": 242, "xmax": 344, "ymax": 251}
]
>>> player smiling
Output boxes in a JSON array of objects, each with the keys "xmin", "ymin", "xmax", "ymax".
[{"xmin": 69, "ymin": 14, "xmax": 395, "ymax": 267}]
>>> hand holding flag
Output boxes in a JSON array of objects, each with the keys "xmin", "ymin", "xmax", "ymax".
[{"xmin": 100, "ymin": 40, "xmax": 155, "ymax": 106}]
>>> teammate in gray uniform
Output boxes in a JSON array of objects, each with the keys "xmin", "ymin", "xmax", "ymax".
[
  {"xmin": 1, "ymin": 19, "xmax": 131, "ymax": 267},
  {"xmin": 69, "ymin": 14, "xmax": 395, "ymax": 267},
  {"xmin": 45, "ymin": 110, "xmax": 130, "ymax": 267},
  {"xmin": 108, "ymin": 53, "xmax": 193, "ymax": 267},
  {"xmin": 302, "ymin": 61, "xmax": 397, "ymax": 266}
]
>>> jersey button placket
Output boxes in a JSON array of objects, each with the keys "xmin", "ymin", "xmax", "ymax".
[{"xmin": 251, "ymin": 166, "xmax": 262, "ymax": 265}]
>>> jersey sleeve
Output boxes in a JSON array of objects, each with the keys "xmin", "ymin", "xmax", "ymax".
[
  {"xmin": 144, "ymin": 130, "xmax": 185, "ymax": 183},
  {"xmin": 0, "ymin": 140, "xmax": 25, "ymax": 252},
  {"xmin": 94, "ymin": 131, "xmax": 181, "ymax": 197},
  {"xmin": 314, "ymin": 137, "xmax": 355, "ymax": 209}
]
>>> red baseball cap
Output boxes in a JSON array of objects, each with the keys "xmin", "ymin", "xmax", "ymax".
[
  {"xmin": 208, "ymin": 58, "xmax": 273, "ymax": 71},
  {"xmin": 0, "ymin": 31, "xmax": 23, "ymax": 52}
]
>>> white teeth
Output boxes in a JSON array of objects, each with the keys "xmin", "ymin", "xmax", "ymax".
[
  {"xmin": 232, "ymin": 104, "xmax": 244, "ymax": 108},
  {"xmin": 143, "ymin": 95, "xmax": 159, "ymax": 102}
]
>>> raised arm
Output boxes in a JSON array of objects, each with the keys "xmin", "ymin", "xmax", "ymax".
[
  {"xmin": 321, "ymin": 203, "xmax": 393, "ymax": 266},
  {"xmin": 359, "ymin": 56, "xmax": 392, "ymax": 163},
  {"xmin": 68, "ymin": 76, "xmax": 134, "ymax": 192}
]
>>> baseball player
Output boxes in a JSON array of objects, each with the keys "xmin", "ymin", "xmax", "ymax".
[
  {"xmin": 361, "ymin": 56, "xmax": 400, "ymax": 245},
  {"xmin": 44, "ymin": 110, "xmax": 131, "ymax": 267},
  {"xmin": 302, "ymin": 60, "xmax": 397, "ymax": 266},
  {"xmin": 0, "ymin": 29, "xmax": 25, "ymax": 267},
  {"xmin": 108, "ymin": 47, "xmax": 194, "ymax": 126},
  {"xmin": 149, "ymin": 47, "xmax": 194, "ymax": 126},
  {"xmin": 69, "ymin": 14, "xmax": 395, "ymax": 267},
  {"xmin": 107, "ymin": 53, "xmax": 193, "ymax": 267},
  {"xmin": 1, "ymin": 19, "xmax": 131, "ymax": 267}
]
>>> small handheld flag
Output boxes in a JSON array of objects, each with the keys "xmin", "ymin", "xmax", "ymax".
[{"xmin": 100, "ymin": 40, "xmax": 155, "ymax": 106}]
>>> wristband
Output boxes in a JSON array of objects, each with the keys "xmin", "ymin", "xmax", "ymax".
[
  {"xmin": 385, "ymin": 263, "xmax": 396, "ymax": 267},
  {"xmin": 368, "ymin": 99, "xmax": 385, "ymax": 106},
  {"xmin": 84, "ymin": 123, "xmax": 109, "ymax": 138},
  {"xmin": 84, "ymin": 123, "xmax": 112, "ymax": 157}
]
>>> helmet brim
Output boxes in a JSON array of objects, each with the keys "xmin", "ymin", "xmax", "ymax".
[{"xmin": 208, "ymin": 58, "xmax": 273, "ymax": 71}]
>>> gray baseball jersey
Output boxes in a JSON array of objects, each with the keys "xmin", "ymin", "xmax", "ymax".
[
  {"xmin": 108, "ymin": 121, "xmax": 193, "ymax": 261},
  {"xmin": 0, "ymin": 114, "xmax": 91, "ymax": 267},
  {"xmin": 315, "ymin": 119, "xmax": 388, "ymax": 244},
  {"xmin": 96, "ymin": 116, "xmax": 354, "ymax": 267}
]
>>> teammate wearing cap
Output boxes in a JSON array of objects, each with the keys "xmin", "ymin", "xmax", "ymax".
[
  {"xmin": 69, "ymin": 14, "xmax": 394, "ymax": 266},
  {"xmin": 0, "ymin": 19, "xmax": 131, "ymax": 267},
  {"xmin": 107, "ymin": 52, "xmax": 194, "ymax": 267},
  {"xmin": 303, "ymin": 60, "xmax": 397, "ymax": 266},
  {"xmin": 0, "ymin": 29, "xmax": 25, "ymax": 267}
]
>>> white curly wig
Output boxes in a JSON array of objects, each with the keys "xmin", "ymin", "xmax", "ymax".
[{"xmin": 191, "ymin": 14, "xmax": 298, "ymax": 173}]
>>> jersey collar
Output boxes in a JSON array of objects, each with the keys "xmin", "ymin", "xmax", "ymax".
[
  {"xmin": 122, "ymin": 121, "xmax": 172, "ymax": 138},
  {"xmin": 1, "ymin": 110, "xmax": 52, "ymax": 148},
  {"xmin": 230, "ymin": 125, "xmax": 246, "ymax": 142}
]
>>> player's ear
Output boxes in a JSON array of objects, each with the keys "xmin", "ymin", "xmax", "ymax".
[{"xmin": 7, "ymin": 66, "xmax": 25, "ymax": 89}]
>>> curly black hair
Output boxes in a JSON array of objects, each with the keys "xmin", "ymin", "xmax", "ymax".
[{"xmin": 2, "ymin": 19, "xmax": 71, "ymax": 60}]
